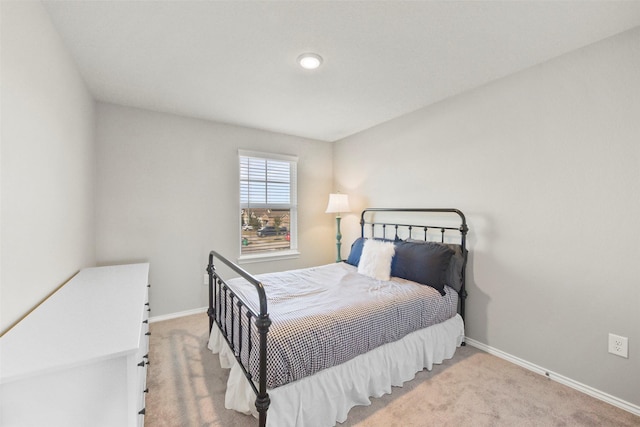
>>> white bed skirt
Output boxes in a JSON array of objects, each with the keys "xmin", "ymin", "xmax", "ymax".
[{"xmin": 208, "ymin": 313, "xmax": 465, "ymax": 427}]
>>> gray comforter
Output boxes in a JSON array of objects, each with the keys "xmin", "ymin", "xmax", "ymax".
[{"xmin": 221, "ymin": 262, "xmax": 457, "ymax": 389}]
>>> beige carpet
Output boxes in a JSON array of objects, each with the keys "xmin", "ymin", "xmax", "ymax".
[{"xmin": 145, "ymin": 313, "xmax": 639, "ymax": 427}]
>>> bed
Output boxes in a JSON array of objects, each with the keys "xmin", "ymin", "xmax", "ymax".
[{"xmin": 206, "ymin": 208, "xmax": 468, "ymax": 427}]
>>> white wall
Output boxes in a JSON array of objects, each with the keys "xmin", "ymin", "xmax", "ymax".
[
  {"xmin": 0, "ymin": 1, "xmax": 96, "ymax": 333},
  {"xmin": 335, "ymin": 28, "xmax": 640, "ymax": 407},
  {"xmin": 95, "ymin": 103, "xmax": 335, "ymax": 318}
]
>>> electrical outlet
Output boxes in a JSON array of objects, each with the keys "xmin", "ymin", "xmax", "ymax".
[{"xmin": 608, "ymin": 333, "xmax": 628, "ymax": 358}]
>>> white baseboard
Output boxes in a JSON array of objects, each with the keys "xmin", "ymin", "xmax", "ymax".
[
  {"xmin": 465, "ymin": 337, "xmax": 640, "ymax": 417},
  {"xmin": 149, "ymin": 306, "xmax": 208, "ymax": 323}
]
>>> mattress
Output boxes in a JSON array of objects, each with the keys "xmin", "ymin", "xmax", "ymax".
[{"xmin": 215, "ymin": 262, "xmax": 458, "ymax": 389}]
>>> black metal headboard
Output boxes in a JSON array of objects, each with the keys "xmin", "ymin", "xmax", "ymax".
[{"xmin": 360, "ymin": 208, "xmax": 469, "ymax": 321}]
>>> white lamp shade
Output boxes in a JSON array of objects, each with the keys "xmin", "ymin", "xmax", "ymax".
[{"xmin": 325, "ymin": 193, "xmax": 350, "ymax": 214}]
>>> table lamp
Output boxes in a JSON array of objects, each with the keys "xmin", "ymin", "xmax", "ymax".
[{"xmin": 325, "ymin": 193, "xmax": 350, "ymax": 262}]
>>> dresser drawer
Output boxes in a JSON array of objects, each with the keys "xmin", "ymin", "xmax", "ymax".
[{"xmin": 132, "ymin": 286, "xmax": 150, "ymax": 426}]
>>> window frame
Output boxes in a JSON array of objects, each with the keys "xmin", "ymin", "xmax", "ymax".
[{"xmin": 237, "ymin": 149, "xmax": 299, "ymax": 263}]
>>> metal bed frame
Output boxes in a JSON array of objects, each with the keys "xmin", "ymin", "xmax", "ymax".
[{"xmin": 206, "ymin": 208, "xmax": 468, "ymax": 427}]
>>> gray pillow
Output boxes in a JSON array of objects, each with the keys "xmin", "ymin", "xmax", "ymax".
[
  {"xmin": 406, "ymin": 240, "xmax": 466, "ymax": 293},
  {"xmin": 391, "ymin": 241, "xmax": 454, "ymax": 295}
]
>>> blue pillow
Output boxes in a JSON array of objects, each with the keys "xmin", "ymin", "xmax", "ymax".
[
  {"xmin": 346, "ymin": 237, "xmax": 366, "ymax": 266},
  {"xmin": 391, "ymin": 241, "xmax": 454, "ymax": 295}
]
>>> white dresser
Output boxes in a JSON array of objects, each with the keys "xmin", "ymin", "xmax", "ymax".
[{"xmin": 0, "ymin": 263, "xmax": 150, "ymax": 427}]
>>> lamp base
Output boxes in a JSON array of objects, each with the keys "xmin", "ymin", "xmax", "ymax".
[{"xmin": 335, "ymin": 216, "xmax": 342, "ymax": 263}]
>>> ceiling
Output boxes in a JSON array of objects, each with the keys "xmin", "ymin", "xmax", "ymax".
[{"xmin": 42, "ymin": 1, "xmax": 640, "ymax": 142}]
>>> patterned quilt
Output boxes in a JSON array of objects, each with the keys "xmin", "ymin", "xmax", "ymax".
[{"xmin": 220, "ymin": 262, "xmax": 458, "ymax": 389}]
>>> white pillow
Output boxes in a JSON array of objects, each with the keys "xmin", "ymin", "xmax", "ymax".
[{"xmin": 357, "ymin": 239, "xmax": 396, "ymax": 281}]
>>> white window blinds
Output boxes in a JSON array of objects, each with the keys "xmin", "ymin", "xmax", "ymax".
[{"xmin": 240, "ymin": 156, "xmax": 293, "ymax": 207}]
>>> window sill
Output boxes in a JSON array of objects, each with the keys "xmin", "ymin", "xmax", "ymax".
[{"xmin": 237, "ymin": 250, "xmax": 300, "ymax": 265}]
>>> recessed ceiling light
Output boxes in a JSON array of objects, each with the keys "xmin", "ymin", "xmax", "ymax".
[{"xmin": 297, "ymin": 53, "xmax": 323, "ymax": 70}]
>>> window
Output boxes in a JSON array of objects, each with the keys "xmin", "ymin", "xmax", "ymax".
[{"xmin": 239, "ymin": 150, "xmax": 298, "ymax": 261}]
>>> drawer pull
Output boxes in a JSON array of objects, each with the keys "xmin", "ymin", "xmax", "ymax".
[
  {"xmin": 143, "ymin": 319, "xmax": 148, "ymax": 324},
  {"xmin": 138, "ymin": 408, "xmax": 146, "ymax": 415},
  {"xmin": 144, "ymin": 388, "xmax": 149, "ymax": 393},
  {"xmin": 143, "ymin": 353, "xmax": 149, "ymax": 359},
  {"xmin": 145, "ymin": 332, "xmax": 151, "ymax": 336},
  {"xmin": 145, "ymin": 302, "xmax": 150, "ymax": 306},
  {"xmin": 137, "ymin": 360, "xmax": 148, "ymax": 367}
]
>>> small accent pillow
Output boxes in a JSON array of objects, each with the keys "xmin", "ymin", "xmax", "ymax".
[
  {"xmin": 347, "ymin": 237, "xmax": 397, "ymax": 267},
  {"xmin": 357, "ymin": 239, "xmax": 396, "ymax": 281}
]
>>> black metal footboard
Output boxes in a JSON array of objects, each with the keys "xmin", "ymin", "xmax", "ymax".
[{"xmin": 207, "ymin": 251, "xmax": 270, "ymax": 427}]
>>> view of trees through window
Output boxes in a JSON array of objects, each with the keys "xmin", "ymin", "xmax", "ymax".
[{"xmin": 241, "ymin": 208, "xmax": 291, "ymax": 253}]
